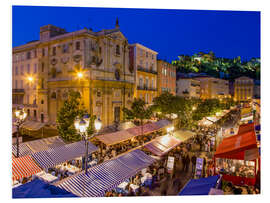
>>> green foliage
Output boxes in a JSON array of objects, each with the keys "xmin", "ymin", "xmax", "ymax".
[
  {"xmin": 172, "ymin": 51, "xmax": 260, "ymax": 80},
  {"xmin": 122, "ymin": 98, "xmax": 153, "ymax": 125},
  {"xmin": 56, "ymin": 90, "xmax": 92, "ymax": 142}
]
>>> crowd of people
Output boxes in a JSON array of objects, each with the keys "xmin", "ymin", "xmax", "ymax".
[{"xmin": 90, "ymin": 131, "xmax": 163, "ymax": 164}]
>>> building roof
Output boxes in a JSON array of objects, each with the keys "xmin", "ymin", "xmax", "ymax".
[{"xmin": 129, "ymin": 43, "xmax": 158, "ymax": 54}]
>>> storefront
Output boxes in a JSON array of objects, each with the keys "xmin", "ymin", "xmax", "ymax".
[{"xmin": 214, "ymin": 128, "xmax": 259, "ymax": 186}]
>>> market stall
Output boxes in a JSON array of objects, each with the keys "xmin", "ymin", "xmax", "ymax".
[
  {"xmin": 178, "ymin": 175, "xmax": 221, "ymax": 196},
  {"xmin": 144, "ymin": 135, "xmax": 181, "ymax": 157},
  {"xmin": 31, "ymin": 140, "xmax": 98, "ymax": 169},
  {"xmin": 12, "ymin": 155, "xmax": 42, "ymax": 181},
  {"xmin": 12, "ymin": 178, "xmax": 77, "ymax": 198},
  {"xmin": 12, "ymin": 136, "xmax": 66, "ymax": 156},
  {"xmin": 173, "ymin": 130, "xmax": 195, "ymax": 142},
  {"xmin": 55, "ymin": 149, "xmax": 155, "ymax": 197},
  {"xmin": 214, "ymin": 129, "xmax": 259, "ymax": 186}
]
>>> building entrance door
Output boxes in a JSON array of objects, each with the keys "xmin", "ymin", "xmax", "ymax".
[{"xmin": 114, "ymin": 106, "xmax": 120, "ymax": 123}]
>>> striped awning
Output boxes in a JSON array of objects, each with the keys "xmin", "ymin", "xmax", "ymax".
[
  {"xmin": 12, "ymin": 143, "xmax": 33, "ymax": 157},
  {"xmin": 144, "ymin": 135, "xmax": 181, "ymax": 156},
  {"xmin": 96, "ymin": 130, "xmax": 134, "ymax": 146},
  {"xmin": 97, "ymin": 120, "xmax": 167, "ymax": 146},
  {"xmin": 56, "ymin": 149, "xmax": 155, "ymax": 197},
  {"xmin": 155, "ymin": 119, "xmax": 172, "ymax": 129},
  {"xmin": 12, "ymin": 155, "xmax": 42, "ymax": 181},
  {"xmin": 12, "ymin": 136, "xmax": 66, "ymax": 156},
  {"xmin": 21, "ymin": 121, "xmax": 46, "ymax": 131},
  {"xmin": 32, "ymin": 141, "xmax": 98, "ymax": 169}
]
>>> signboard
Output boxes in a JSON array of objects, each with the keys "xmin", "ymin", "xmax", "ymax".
[
  {"xmin": 167, "ymin": 156, "xmax": 175, "ymax": 173},
  {"xmin": 195, "ymin": 157, "xmax": 204, "ymax": 178},
  {"xmin": 244, "ymin": 148, "xmax": 259, "ymax": 161}
]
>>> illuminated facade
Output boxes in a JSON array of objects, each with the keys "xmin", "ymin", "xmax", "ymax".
[
  {"xmin": 194, "ymin": 76, "xmax": 230, "ymax": 99},
  {"xmin": 157, "ymin": 60, "xmax": 176, "ymax": 95},
  {"xmin": 129, "ymin": 43, "xmax": 158, "ymax": 104},
  {"xmin": 234, "ymin": 76, "xmax": 254, "ymax": 102},
  {"xmin": 12, "ymin": 22, "xmax": 135, "ymax": 128},
  {"xmin": 176, "ymin": 78, "xmax": 200, "ymax": 98}
]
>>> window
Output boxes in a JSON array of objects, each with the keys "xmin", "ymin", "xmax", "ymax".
[
  {"xmin": 152, "ymin": 54, "xmax": 154, "ymax": 60},
  {"xmin": 15, "ymin": 66, "xmax": 18, "ymax": 75},
  {"xmin": 27, "ymin": 64, "xmax": 30, "ymax": 74},
  {"xmin": 21, "ymin": 65, "xmax": 24, "ymax": 75},
  {"xmin": 75, "ymin": 41, "xmax": 80, "ymax": 50},
  {"xmin": 140, "ymin": 49, "xmax": 143, "ymax": 57},
  {"xmin": 145, "ymin": 78, "xmax": 149, "ymax": 88},
  {"xmin": 21, "ymin": 80, "xmax": 23, "ymax": 88},
  {"xmin": 139, "ymin": 60, "xmax": 143, "ymax": 66},
  {"xmin": 51, "ymin": 92, "xmax": 57, "ymax": 99},
  {"xmin": 41, "ymin": 63, "xmax": 44, "ymax": 72},
  {"xmin": 139, "ymin": 77, "xmax": 143, "ymax": 88},
  {"xmin": 52, "ymin": 47, "xmax": 56, "ymax": 56},
  {"xmin": 26, "ymin": 51, "xmax": 31, "ymax": 60},
  {"xmin": 15, "ymin": 80, "xmax": 18, "ymax": 89},
  {"xmin": 34, "ymin": 110, "xmax": 37, "ymax": 118},
  {"xmin": 152, "ymin": 78, "xmax": 154, "ymax": 88},
  {"xmin": 42, "ymin": 48, "xmax": 45, "ymax": 57},
  {"xmin": 27, "ymin": 109, "xmax": 30, "ymax": 116},
  {"xmin": 34, "ymin": 64, "xmax": 37, "ymax": 73},
  {"xmin": 99, "ymin": 47, "xmax": 102, "ymax": 54},
  {"xmin": 146, "ymin": 62, "xmax": 148, "ymax": 70},
  {"xmin": 21, "ymin": 53, "xmax": 24, "ymax": 61},
  {"xmin": 34, "ymin": 50, "xmax": 37, "ymax": 58},
  {"xmin": 62, "ymin": 44, "xmax": 68, "ymax": 53},
  {"xmin": 145, "ymin": 93, "xmax": 148, "ymax": 103},
  {"xmin": 41, "ymin": 78, "xmax": 44, "ymax": 89},
  {"xmin": 41, "ymin": 99, "xmax": 44, "ymax": 104},
  {"xmin": 27, "ymin": 95, "xmax": 29, "ymax": 104},
  {"xmin": 146, "ymin": 52, "xmax": 148, "ymax": 58},
  {"xmin": 116, "ymin": 45, "xmax": 120, "ymax": 55}
]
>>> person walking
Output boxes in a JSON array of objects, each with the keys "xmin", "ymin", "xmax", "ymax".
[
  {"xmin": 191, "ymin": 154, "xmax": 197, "ymax": 175},
  {"xmin": 185, "ymin": 154, "xmax": 190, "ymax": 172},
  {"xmin": 160, "ymin": 174, "xmax": 170, "ymax": 196}
]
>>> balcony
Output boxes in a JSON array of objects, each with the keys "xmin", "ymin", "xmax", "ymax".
[
  {"xmin": 137, "ymin": 66, "xmax": 157, "ymax": 74},
  {"xmin": 12, "ymin": 89, "xmax": 25, "ymax": 94},
  {"xmin": 137, "ymin": 86, "xmax": 157, "ymax": 91}
]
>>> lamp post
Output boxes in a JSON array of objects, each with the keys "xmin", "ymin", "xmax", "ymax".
[
  {"xmin": 14, "ymin": 107, "xmax": 27, "ymax": 157},
  {"xmin": 74, "ymin": 115, "xmax": 102, "ymax": 174}
]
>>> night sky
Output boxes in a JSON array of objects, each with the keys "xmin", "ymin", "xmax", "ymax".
[{"xmin": 12, "ymin": 6, "xmax": 260, "ymax": 62}]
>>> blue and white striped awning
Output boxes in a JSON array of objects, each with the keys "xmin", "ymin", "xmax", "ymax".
[
  {"xmin": 31, "ymin": 141, "xmax": 98, "ymax": 169},
  {"xmin": 12, "ymin": 143, "xmax": 33, "ymax": 157},
  {"xmin": 12, "ymin": 136, "xmax": 66, "ymax": 156},
  {"xmin": 56, "ymin": 149, "xmax": 155, "ymax": 197}
]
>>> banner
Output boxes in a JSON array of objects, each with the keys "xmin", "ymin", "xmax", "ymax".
[
  {"xmin": 195, "ymin": 157, "xmax": 204, "ymax": 178},
  {"xmin": 167, "ymin": 156, "xmax": 175, "ymax": 173}
]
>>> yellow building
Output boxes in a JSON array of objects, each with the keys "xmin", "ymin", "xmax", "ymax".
[
  {"xmin": 129, "ymin": 43, "xmax": 158, "ymax": 104},
  {"xmin": 12, "ymin": 21, "xmax": 135, "ymax": 128},
  {"xmin": 194, "ymin": 76, "xmax": 230, "ymax": 99},
  {"xmin": 234, "ymin": 76, "xmax": 254, "ymax": 102}
]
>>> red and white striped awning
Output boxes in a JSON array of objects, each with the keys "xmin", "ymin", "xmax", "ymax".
[{"xmin": 12, "ymin": 155, "xmax": 42, "ymax": 181}]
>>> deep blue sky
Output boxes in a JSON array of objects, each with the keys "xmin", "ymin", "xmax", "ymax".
[{"xmin": 12, "ymin": 6, "xmax": 260, "ymax": 62}]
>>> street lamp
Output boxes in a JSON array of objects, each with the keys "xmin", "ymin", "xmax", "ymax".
[
  {"xmin": 167, "ymin": 126, "xmax": 174, "ymax": 135},
  {"xmin": 74, "ymin": 115, "xmax": 102, "ymax": 174},
  {"xmin": 77, "ymin": 72, "xmax": 83, "ymax": 79},
  {"xmin": 14, "ymin": 107, "xmax": 27, "ymax": 157}
]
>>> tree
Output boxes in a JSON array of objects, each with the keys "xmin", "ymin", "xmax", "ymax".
[
  {"xmin": 123, "ymin": 98, "xmax": 153, "ymax": 126},
  {"xmin": 152, "ymin": 92, "xmax": 175, "ymax": 118},
  {"xmin": 56, "ymin": 90, "xmax": 91, "ymax": 142}
]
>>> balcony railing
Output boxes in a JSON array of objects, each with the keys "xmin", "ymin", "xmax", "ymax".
[
  {"xmin": 137, "ymin": 66, "xmax": 157, "ymax": 74},
  {"xmin": 12, "ymin": 89, "xmax": 25, "ymax": 93},
  {"xmin": 137, "ymin": 86, "xmax": 157, "ymax": 91}
]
